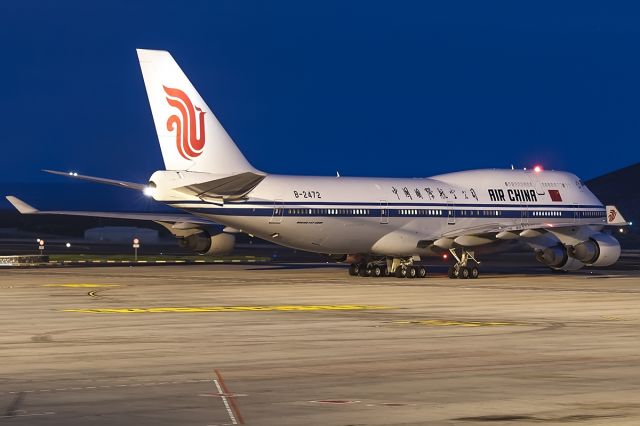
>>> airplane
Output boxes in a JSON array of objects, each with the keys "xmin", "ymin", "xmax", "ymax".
[{"xmin": 6, "ymin": 49, "xmax": 631, "ymax": 279}]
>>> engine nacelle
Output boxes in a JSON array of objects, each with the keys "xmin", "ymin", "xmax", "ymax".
[
  {"xmin": 570, "ymin": 233, "xmax": 621, "ymax": 267},
  {"xmin": 536, "ymin": 245, "xmax": 584, "ymax": 271},
  {"xmin": 178, "ymin": 231, "xmax": 236, "ymax": 256},
  {"xmin": 329, "ymin": 254, "xmax": 367, "ymax": 264}
]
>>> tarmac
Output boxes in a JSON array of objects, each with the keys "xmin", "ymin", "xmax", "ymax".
[{"xmin": 1, "ymin": 262, "xmax": 639, "ymax": 425}]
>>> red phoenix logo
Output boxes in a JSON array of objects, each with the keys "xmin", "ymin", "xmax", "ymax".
[
  {"xmin": 164, "ymin": 86, "xmax": 206, "ymax": 160},
  {"xmin": 608, "ymin": 209, "xmax": 617, "ymax": 222}
]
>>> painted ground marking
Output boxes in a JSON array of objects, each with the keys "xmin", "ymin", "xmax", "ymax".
[
  {"xmin": 394, "ymin": 319, "xmax": 523, "ymax": 327},
  {"xmin": 63, "ymin": 305, "xmax": 391, "ymax": 314}
]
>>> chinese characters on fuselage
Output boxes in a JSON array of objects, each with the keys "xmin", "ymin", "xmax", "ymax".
[{"xmin": 391, "ymin": 186, "xmax": 479, "ymax": 202}]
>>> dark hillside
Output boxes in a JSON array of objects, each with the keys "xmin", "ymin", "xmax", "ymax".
[{"xmin": 586, "ymin": 162, "xmax": 639, "ymax": 247}]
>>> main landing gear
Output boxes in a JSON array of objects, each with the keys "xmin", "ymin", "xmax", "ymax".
[
  {"xmin": 348, "ymin": 258, "xmax": 427, "ymax": 279},
  {"xmin": 447, "ymin": 248, "xmax": 480, "ymax": 279}
]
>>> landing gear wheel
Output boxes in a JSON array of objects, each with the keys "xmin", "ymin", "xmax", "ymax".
[
  {"xmin": 417, "ymin": 266, "xmax": 427, "ymax": 278},
  {"xmin": 470, "ymin": 266, "xmax": 479, "ymax": 279},
  {"xmin": 352, "ymin": 263, "xmax": 363, "ymax": 276},
  {"xmin": 458, "ymin": 267, "xmax": 470, "ymax": 279},
  {"xmin": 348, "ymin": 264, "xmax": 358, "ymax": 276},
  {"xmin": 358, "ymin": 265, "xmax": 370, "ymax": 277},
  {"xmin": 371, "ymin": 265, "xmax": 383, "ymax": 277},
  {"xmin": 395, "ymin": 266, "xmax": 408, "ymax": 278},
  {"xmin": 381, "ymin": 266, "xmax": 389, "ymax": 277},
  {"xmin": 447, "ymin": 266, "xmax": 457, "ymax": 279},
  {"xmin": 407, "ymin": 266, "xmax": 418, "ymax": 279}
]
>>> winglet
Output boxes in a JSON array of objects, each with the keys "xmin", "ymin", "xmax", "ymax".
[
  {"xmin": 606, "ymin": 205, "xmax": 630, "ymax": 225},
  {"xmin": 5, "ymin": 196, "xmax": 39, "ymax": 214}
]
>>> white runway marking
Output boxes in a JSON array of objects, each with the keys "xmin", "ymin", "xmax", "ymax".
[
  {"xmin": 0, "ymin": 379, "xmax": 210, "ymax": 396},
  {"xmin": 0, "ymin": 411, "xmax": 55, "ymax": 419},
  {"xmin": 213, "ymin": 379, "xmax": 238, "ymax": 425}
]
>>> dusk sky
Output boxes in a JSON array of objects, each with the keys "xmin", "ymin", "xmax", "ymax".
[{"xmin": 1, "ymin": 1, "xmax": 640, "ymax": 209}]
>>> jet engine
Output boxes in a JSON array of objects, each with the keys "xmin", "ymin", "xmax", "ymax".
[
  {"xmin": 569, "ymin": 233, "xmax": 621, "ymax": 267},
  {"xmin": 178, "ymin": 231, "xmax": 235, "ymax": 256},
  {"xmin": 536, "ymin": 245, "xmax": 584, "ymax": 271},
  {"xmin": 329, "ymin": 254, "xmax": 366, "ymax": 264}
]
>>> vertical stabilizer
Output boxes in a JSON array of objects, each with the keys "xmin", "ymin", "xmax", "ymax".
[
  {"xmin": 137, "ymin": 49, "xmax": 258, "ymax": 174},
  {"xmin": 606, "ymin": 205, "xmax": 628, "ymax": 225}
]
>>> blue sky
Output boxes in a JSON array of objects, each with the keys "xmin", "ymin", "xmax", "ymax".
[{"xmin": 1, "ymin": 1, "xmax": 639, "ymax": 208}]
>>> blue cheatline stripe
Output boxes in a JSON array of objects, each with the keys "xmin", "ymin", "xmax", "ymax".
[
  {"xmin": 179, "ymin": 206, "xmax": 606, "ymax": 220},
  {"xmin": 169, "ymin": 200, "xmax": 604, "ymax": 209}
]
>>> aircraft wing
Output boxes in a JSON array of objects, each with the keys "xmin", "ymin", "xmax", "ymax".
[
  {"xmin": 431, "ymin": 208, "xmax": 629, "ymax": 248},
  {"xmin": 439, "ymin": 204, "xmax": 630, "ymax": 241},
  {"xmin": 5, "ymin": 196, "xmax": 214, "ymax": 226},
  {"xmin": 440, "ymin": 221, "xmax": 586, "ymax": 239},
  {"xmin": 43, "ymin": 169, "xmax": 147, "ymax": 191}
]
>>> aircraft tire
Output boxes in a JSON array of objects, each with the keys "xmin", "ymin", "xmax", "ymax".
[
  {"xmin": 417, "ymin": 266, "xmax": 427, "ymax": 278},
  {"xmin": 470, "ymin": 267, "xmax": 479, "ymax": 279},
  {"xmin": 447, "ymin": 266, "xmax": 457, "ymax": 279},
  {"xmin": 407, "ymin": 266, "xmax": 417, "ymax": 279},
  {"xmin": 358, "ymin": 265, "xmax": 370, "ymax": 277},
  {"xmin": 348, "ymin": 264, "xmax": 358, "ymax": 276},
  {"xmin": 395, "ymin": 267, "xmax": 408, "ymax": 278},
  {"xmin": 371, "ymin": 265, "xmax": 382, "ymax": 277},
  {"xmin": 459, "ymin": 267, "xmax": 470, "ymax": 279}
]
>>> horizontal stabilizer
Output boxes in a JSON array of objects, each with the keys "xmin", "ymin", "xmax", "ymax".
[
  {"xmin": 175, "ymin": 172, "xmax": 266, "ymax": 200},
  {"xmin": 43, "ymin": 169, "xmax": 147, "ymax": 191}
]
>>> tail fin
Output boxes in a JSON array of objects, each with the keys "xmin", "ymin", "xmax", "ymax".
[
  {"xmin": 606, "ymin": 205, "xmax": 630, "ymax": 225},
  {"xmin": 136, "ymin": 49, "xmax": 258, "ymax": 175}
]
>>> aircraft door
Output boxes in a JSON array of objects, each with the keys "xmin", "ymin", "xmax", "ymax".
[
  {"xmin": 520, "ymin": 204, "xmax": 529, "ymax": 226},
  {"xmin": 447, "ymin": 202, "xmax": 456, "ymax": 225},
  {"xmin": 529, "ymin": 171, "xmax": 545, "ymax": 196},
  {"xmin": 269, "ymin": 199, "xmax": 284, "ymax": 224},
  {"xmin": 380, "ymin": 200, "xmax": 389, "ymax": 224}
]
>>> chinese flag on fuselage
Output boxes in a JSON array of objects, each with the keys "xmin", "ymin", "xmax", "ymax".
[{"xmin": 548, "ymin": 189, "xmax": 562, "ymax": 202}]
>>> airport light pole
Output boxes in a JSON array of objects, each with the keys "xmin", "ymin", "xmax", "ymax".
[{"xmin": 133, "ymin": 238, "xmax": 140, "ymax": 262}]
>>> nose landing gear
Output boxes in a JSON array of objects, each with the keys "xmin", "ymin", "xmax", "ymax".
[{"xmin": 447, "ymin": 248, "xmax": 480, "ymax": 279}]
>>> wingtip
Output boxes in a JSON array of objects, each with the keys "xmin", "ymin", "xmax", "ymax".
[{"xmin": 5, "ymin": 196, "xmax": 38, "ymax": 214}]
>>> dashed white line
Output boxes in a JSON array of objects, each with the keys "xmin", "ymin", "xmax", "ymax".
[
  {"xmin": 213, "ymin": 379, "xmax": 238, "ymax": 425},
  {"xmin": 0, "ymin": 411, "xmax": 55, "ymax": 419},
  {"xmin": 0, "ymin": 379, "xmax": 210, "ymax": 396}
]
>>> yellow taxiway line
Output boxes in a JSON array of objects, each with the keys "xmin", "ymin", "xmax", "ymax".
[
  {"xmin": 64, "ymin": 305, "xmax": 392, "ymax": 314},
  {"xmin": 44, "ymin": 284, "xmax": 120, "ymax": 288}
]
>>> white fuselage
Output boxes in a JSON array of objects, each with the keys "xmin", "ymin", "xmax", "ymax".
[{"xmin": 152, "ymin": 168, "xmax": 606, "ymax": 256}]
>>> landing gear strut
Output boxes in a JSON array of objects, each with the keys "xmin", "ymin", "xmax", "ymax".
[
  {"xmin": 388, "ymin": 257, "xmax": 427, "ymax": 279},
  {"xmin": 447, "ymin": 248, "xmax": 480, "ymax": 279}
]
